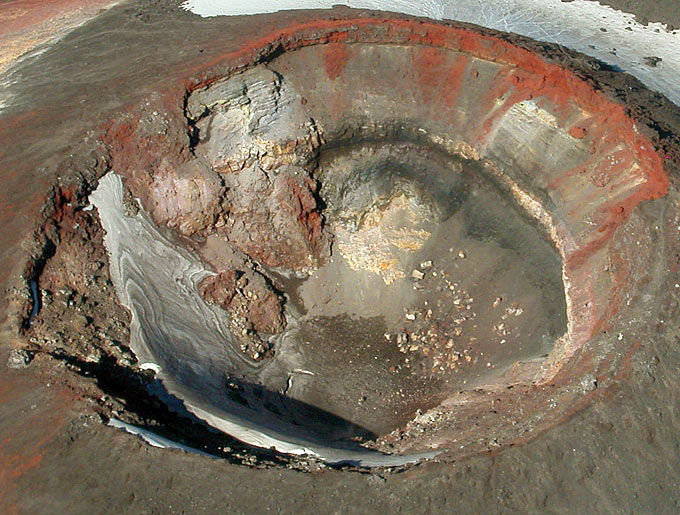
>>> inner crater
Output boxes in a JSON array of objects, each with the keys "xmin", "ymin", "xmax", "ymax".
[
  {"xmin": 274, "ymin": 140, "xmax": 567, "ymax": 438},
  {"xmin": 97, "ymin": 55, "xmax": 568, "ymax": 455}
]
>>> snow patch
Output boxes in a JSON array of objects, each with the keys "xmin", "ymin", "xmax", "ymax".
[{"xmin": 108, "ymin": 418, "xmax": 212, "ymax": 456}]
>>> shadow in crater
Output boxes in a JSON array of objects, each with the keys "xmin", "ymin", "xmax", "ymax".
[
  {"xmin": 47, "ymin": 349, "xmax": 377, "ymax": 460},
  {"xmin": 220, "ymin": 376, "xmax": 378, "ymax": 444}
]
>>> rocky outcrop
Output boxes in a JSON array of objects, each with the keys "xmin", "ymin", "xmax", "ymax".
[
  {"xmin": 217, "ymin": 164, "xmax": 329, "ymax": 272},
  {"xmin": 198, "ymin": 268, "xmax": 286, "ymax": 361},
  {"xmin": 146, "ymin": 157, "xmax": 226, "ymax": 236},
  {"xmin": 186, "ymin": 67, "xmax": 322, "ymax": 173}
]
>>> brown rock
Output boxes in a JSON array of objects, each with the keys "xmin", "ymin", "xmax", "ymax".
[
  {"xmin": 198, "ymin": 268, "xmax": 286, "ymax": 336},
  {"xmin": 219, "ymin": 165, "xmax": 330, "ymax": 272},
  {"xmin": 145, "ymin": 157, "xmax": 225, "ymax": 237}
]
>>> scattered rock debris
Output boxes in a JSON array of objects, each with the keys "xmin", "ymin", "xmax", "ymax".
[
  {"xmin": 644, "ymin": 56, "xmax": 663, "ymax": 67},
  {"xmin": 392, "ymin": 267, "xmax": 479, "ymax": 374},
  {"xmin": 7, "ymin": 348, "xmax": 32, "ymax": 369},
  {"xmin": 198, "ymin": 268, "xmax": 286, "ymax": 361}
]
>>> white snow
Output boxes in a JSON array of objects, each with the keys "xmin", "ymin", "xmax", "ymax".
[
  {"xmin": 139, "ymin": 362, "xmax": 161, "ymax": 373},
  {"xmin": 108, "ymin": 418, "xmax": 212, "ymax": 456},
  {"xmin": 181, "ymin": 0, "xmax": 680, "ymax": 106}
]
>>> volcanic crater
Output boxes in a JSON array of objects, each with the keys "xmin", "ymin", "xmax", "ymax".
[{"xmin": 21, "ymin": 16, "xmax": 673, "ymax": 468}]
